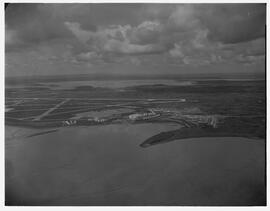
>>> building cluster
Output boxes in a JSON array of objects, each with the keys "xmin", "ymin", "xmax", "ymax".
[
  {"xmin": 184, "ymin": 115, "xmax": 220, "ymax": 128},
  {"xmin": 62, "ymin": 116, "xmax": 108, "ymax": 126},
  {"xmin": 128, "ymin": 109, "xmax": 160, "ymax": 121},
  {"xmin": 60, "ymin": 104, "xmax": 221, "ymax": 129},
  {"xmin": 87, "ymin": 117, "xmax": 106, "ymax": 123},
  {"xmin": 62, "ymin": 119, "xmax": 77, "ymax": 126},
  {"xmin": 152, "ymin": 108, "xmax": 181, "ymax": 114}
]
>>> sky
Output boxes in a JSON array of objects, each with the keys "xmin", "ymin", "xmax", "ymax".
[{"xmin": 5, "ymin": 3, "xmax": 266, "ymax": 77}]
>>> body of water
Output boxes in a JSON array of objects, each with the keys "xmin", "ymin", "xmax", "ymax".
[
  {"xmin": 5, "ymin": 124, "xmax": 265, "ymax": 205},
  {"xmin": 40, "ymin": 80, "xmax": 195, "ymax": 89}
]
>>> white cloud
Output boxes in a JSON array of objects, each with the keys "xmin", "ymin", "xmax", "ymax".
[
  {"xmin": 103, "ymin": 39, "xmax": 163, "ymax": 54},
  {"xmin": 167, "ymin": 5, "xmax": 199, "ymax": 32},
  {"xmin": 129, "ymin": 21, "xmax": 162, "ymax": 44},
  {"xmin": 77, "ymin": 51, "xmax": 102, "ymax": 61},
  {"xmin": 64, "ymin": 22, "xmax": 92, "ymax": 43},
  {"xmin": 7, "ymin": 3, "xmax": 264, "ymax": 72},
  {"xmin": 129, "ymin": 57, "xmax": 141, "ymax": 66},
  {"xmin": 169, "ymin": 44, "xmax": 185, "ymax": 58}
]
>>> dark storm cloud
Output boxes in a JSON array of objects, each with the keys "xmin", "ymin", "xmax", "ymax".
[
  {"xmin": 6, "ymin": 3, "xmax": 266, "ymax": 47},
  {"xmin": 196, "ymin": 4, "xmax": 266, "ymax": 44},
  {"xmin": 5, "ymin": 4, "xmax": 75, "ymax": 52},
  {"xmin": 7, "ymin": 4, "xmax": 74, "ymax": 39},
  {"xmin": 5, "ymin": 3, "xmax": 266, "ymax": 71}
]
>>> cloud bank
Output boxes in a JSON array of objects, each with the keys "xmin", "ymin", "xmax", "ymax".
[{"xmin": 5, "ymin": 3, "xmax": 266, "ymax": 75}]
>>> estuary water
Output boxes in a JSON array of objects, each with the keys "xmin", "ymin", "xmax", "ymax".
[{"xmin": 5, "ymin": 123, "xmax": 265, "ymax": 205}]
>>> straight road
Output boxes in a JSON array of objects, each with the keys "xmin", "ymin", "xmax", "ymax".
[{"xmin": 33, "ymin": 98, "xmax": 70, "ymax": 121}]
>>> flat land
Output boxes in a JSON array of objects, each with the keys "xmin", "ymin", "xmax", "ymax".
[{"xmin": 5, "ymin": 78, "xmax": 266, "ymax": 205}]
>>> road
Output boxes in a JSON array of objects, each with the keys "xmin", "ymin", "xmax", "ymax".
[{"xmin": 33, "ymin": 98, "xmax": 70, "ymax": 121}]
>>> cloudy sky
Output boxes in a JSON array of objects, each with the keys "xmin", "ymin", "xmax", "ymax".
[{"xmin": 5, "ymin": 3, "xmax": 266, "ymax": 77}]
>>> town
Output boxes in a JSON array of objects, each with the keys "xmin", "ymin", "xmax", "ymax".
[{"xmin": 5, "ymin": 97, "xmax": 222, "ymax": 129}]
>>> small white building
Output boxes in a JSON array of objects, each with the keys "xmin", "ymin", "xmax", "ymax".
[
  {"xmin": 128, "ymin": 114, "xmax": 141, "ymax": 120},
  {"xmin": 128, "ymin": 111, "xmax": 159, "ymax": 121},
  {"xmin": 62, "ymin": 119, "xmax": 77, "ymax": 126}
]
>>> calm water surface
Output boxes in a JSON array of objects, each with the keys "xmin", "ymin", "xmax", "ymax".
[{"xmin": 5, "ymin": 124, "xmax": 265, "ymax": 205}]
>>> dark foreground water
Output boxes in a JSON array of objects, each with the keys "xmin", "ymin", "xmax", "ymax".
[{"xmin": 5, "ymin": 124, "xmax": 266, "ymax": 206}]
